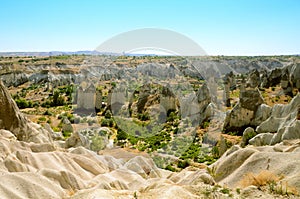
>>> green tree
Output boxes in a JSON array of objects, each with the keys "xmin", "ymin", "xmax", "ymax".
[
  {"xmin": 52, "ymin": 90, "xmax": 65, "ymax": 106},
  {"xmin": 117, "ymin": 130, "xmax": 128, "ymax": 140}
]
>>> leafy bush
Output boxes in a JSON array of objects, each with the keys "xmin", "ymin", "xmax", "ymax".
[
  {"xmin": 15, "ymin": 98, "xmax": 33, "ymax": 109},
  {"xmin": 104, "ymin": 110, "xmax": 112, "ymax": 119},
  {"xmin": 41, "ymin": 99, "xmax": 52, "ymax": 108},
  {"xmin": 202, "ymin": 121, "xmax": 210, "ymax": 129},
  {"xmin": 101, "ymin": 118, "xmax": 114, "ymax": 127},
  {"xmin": 180, "ymin": 142, "xmax": 201, "ymax": 161},
  {"xmin": 165, "ymin": 165, "xmax": 176, "ymax": 172},
  {"xmin": 177, "ymin": 160, "xmax": 190, "ymax": 169},
  {"xmin": 138, "ymin": 113, "xmax": 150, "ymax": 121},
  {"xmin": 128, "ymin": 135, "xmax": 138, "ymax": 145},
  {"xmin": 90, "ymin": 135, "xmax": 105, "ymax": 151},
  {"xmin": 117, "ymin": 130, "xmax": 128, "ymax": 140},
  {"xmin": 62, "ymin": 131, "xmax": 72, "ymax": 138},
  {"xmin": 52, "ymin": 90, "xmax": 65, "ymax": 106},
  {"xmin": 166, "ymin": 111, "xmax": 178, "ymax": 122},
  {"xmin": 38, "ymin": 117, "xmax": 47, "ymax": 122},
  {"xmin": 211, "ymin": 146, "xmax": 220, "ymax": 158},
  {"xmin": 111, "ymin": 82, "xmax": 116, "ymax": 88},
  {"xmin": 227, "ymin": 131, "xmax": 239, "ymax": 136},
  {"xmin": 220, "ymin": 187, "xmax": 230, "ymax": 195}
]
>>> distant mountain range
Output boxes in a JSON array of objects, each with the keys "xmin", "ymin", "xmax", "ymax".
[
  {"xmin": 0, "ymin": 51, "xmax": 165, "ymax": 57},
  {"xmin": 0, "ymin": 51, "xmax": 299, "ymax": 57}
]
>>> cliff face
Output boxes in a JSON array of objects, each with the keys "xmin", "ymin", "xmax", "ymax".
[{"xmin": 0, "ymin": 81, "xmax": 51, "ymax": 143}]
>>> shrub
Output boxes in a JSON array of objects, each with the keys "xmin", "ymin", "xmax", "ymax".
[
  {"xmin": 52, "ymin": 90, "xmax": 65, "ymax": 106},
  {"xmin": 138, "ymin": 113, "xmax": 150, "ymax": 121},
  {"xmin": 128, "ymin": 135, "xmax": 138, "ymax": 145},
  {"xmin": 15, "ymin": 98, "xmax": 33, "ymax": 109},
  {"xmin": 69, "ymin": 117, "xmax": 75, "ymax": 124},
  {"xmin": 38, "ymin": 117, "xmax": 47, "ymax": 122},
  {"xmin": 43, "ymin": 109, "xmax": 52, "ymax": 116},
  {"xmin": 52, "ymin": 127, "xmax": 61, "ymax": 132},
  {"xmin": 227, "ymin": 131, "xmax": 239, "ymax": 136},
  {"xmin": 117, "ymin": 130, "xmax": 128, "ymax": 140},
  {"xmin": 87, "ymin": 119, "xmax": 95, "ymax": 126},
  {"xmin": 104, "ymin": 110, "xmax": 112, "ymax": 119},
  {"xmin": 220, "ymin": 187, "xmax": 230, "ymax": 195},
  {"xmin": 211, "ymin": 146, "xmax": 220, "ymax": 158},
  {"xmin": 166, "ymin": 111, "xmax": 178, "ymax": 122},
  {"xmin": 62, "ymin": 131, "xmax": 72, "ymax": 138},
  {"xmin": 90, "ymin": 135, "xmax": 105, "ymax": 151},
  {"xmin": 177, "ymin": 160, "xmax": 190, "ymax": 169},
  {"xmin": 108, "ymin": 119, "xmax": 114, "ymax": 127},
  {"xmin": 240, "ymin": 170, "xmax": 281, "ymax": 188},
  {"xmin": 206, "ymin": 166, "xmax": 218, "ymax": 178},
  {"xmin": 111, "ymin": 82, "xmax": 116, "ymax": 88},
  {"xmin": 240, "ymin": 170, "xmax": 298, "ymax": 196},
  {"xmin": 101, "ymin": 118, "xmax": 113, "ymax": 127},
  {"xmin": 165, "ymin": 164, "xmax": 176, "ymax": 172},
  {"xmin": 202, "ymin": 121, "xmax": 210, "ymax": 129}
]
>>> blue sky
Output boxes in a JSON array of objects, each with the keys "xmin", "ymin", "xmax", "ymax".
[{"xmin": 0, "ymin": 0, "xmax": 299, "ymax": 55}]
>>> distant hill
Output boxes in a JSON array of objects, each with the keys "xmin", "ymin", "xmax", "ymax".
[
  {"xmin": 1, "ymin": 51, "xmax": 299, "ymax": 57},
  {"xmin": 0, "ymin": 51, "xmax": 122, "ymax": 57}
]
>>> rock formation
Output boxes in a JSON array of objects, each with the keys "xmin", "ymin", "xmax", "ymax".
[
  {"xmin": 223, "ymin": 88, "xmax": 265, "ymax": 133},
  {"xmin": 290, "ymin": 62, "xmax": 300, "ymax": 90},
  {"xmin": 265, "ymin": 68, "xmax": 282, "ymax": 88},
  {"xmin": 160, "ymin": 86, "xmax": 177, "ymax": 114},
  {"xmin": 0, "ymin": 81, "xmax": 51, "ymax": 143},
  {"xmin": 77, "ymin": 82, "xmax": 96, "ymax": 110},
  {"xmin": 0, "ymin": 130, "xmax": 232, "ymax": 199},
  {"xmin": 211, "ymin": 140, "xmax": 300, "ymax": 195},
  {"xmin": 246, "ymin": 69, "xmax": 260, "ymax": 88},
  {"xmin": 250, "ymin": 93, "xmax": 300, "ymax": 145},
  {"xmin": 281, "ymin": 69, "xmax": 294, "ymax": 96},
  {"xmin": 181, "ymin": 83, "xmax": 213, "ymax": 125}
]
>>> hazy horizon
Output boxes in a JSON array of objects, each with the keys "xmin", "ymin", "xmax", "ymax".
[{"xmin": 0, "ymin": 50, "xmax": 299, "ymax": 57}]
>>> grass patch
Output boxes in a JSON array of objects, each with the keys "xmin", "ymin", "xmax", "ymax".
[{"xmin": 240, "ymin": 170, "xmax": 298, "ymax": 196}]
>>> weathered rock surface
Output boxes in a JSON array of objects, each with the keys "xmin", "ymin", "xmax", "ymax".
[
  {"xmin": 246, "ymin": 69, "xmax": 260, "ymax": 88},
  {"xmin": 249, "ymin": 132, "xmax": 274, "ymax": 146},
  {"xmin": 0, "ymin": 81, "xmax": 52, "ymax": 143},
  {"xmin": 265, "ymin": 68, "xmax": 282, "ymax": 87},
  {"xmin": 241, "ymin": 127, "xmax": 256, "ymax": 147},
  {"xmin": 252, "ymin": 93, "xmax": 300, "ymax": 145},
  {"xmin": 290, "ymin": 62, "xmax": 300, "ymax": 90},
  {"xmin": 0, "ymin": 130, "xmax": 234, "ymax": 199},
  {"xmin": 223, "ymin": 88, "xmax": 264, "ymax": 133},
  {"xmin": 181, "ymin": 83, "xmax": 213, "ymax": 125},
  {"xmin": 211, "ymin": 140, "xmax": 300, "ymax": 194}
]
